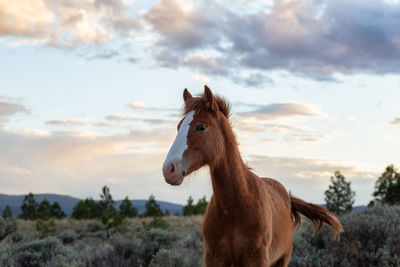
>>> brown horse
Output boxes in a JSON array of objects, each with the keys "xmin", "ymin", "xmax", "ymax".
[{"xmin": 162, "ymin": 86, "xmax": 343, "ymax": 267}]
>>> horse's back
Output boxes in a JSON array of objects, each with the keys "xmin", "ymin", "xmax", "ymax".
[{"xmin": 261, "ymin": 177, "xmax": 291, "ymax": 209}]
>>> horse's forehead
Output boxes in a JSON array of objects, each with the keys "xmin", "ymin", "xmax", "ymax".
[{"xmin": 189, "ymin": 110, "xmax": 212, "ymax": 121}]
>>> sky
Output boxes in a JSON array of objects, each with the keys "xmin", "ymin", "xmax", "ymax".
[{"xmin": 0, "ymin": 0, "xmax": 399, "ymax": 206}]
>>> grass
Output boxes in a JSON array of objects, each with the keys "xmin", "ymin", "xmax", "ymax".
[{"xmin": 1, "ymin": 206, "xmax": 399, "ymax": 266}]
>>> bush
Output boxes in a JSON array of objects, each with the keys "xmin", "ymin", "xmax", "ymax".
[
  {"xmin": 111, "ymin": 234, "xmax": 141, "ymax": 266},
  {"xmin": 15, "ymin": 237, "xmax": 80, "ymax": 267},
  {"xmin": 36, "ymin": 219, "xmax": 56, "ymax": 239},
  {"xmin": 0, "ymin": 217, "xmax": 17, "ymax": 241},
  {"xmin": 74, "ymin": 239, "xmax": 115, "ymax": 267},
  {"xmin": 142, "ymin": 217, "xmax": 169, "ymax": 231},
  {"xmin": 86, "ymin": 221, "xmax": 106, "ymax": 233},
  {"xmin": 290, "ymin": 205, "xmax": 400, "ymax": 266},
  {"xmin": 139, "ymin": 228, "xmax": 179, "ymax": 266},
  {"xmin": 57, "ymin": 230, "xmax": 78, "ymax": 244},
  {"xmin": 150, "ymin": 234, "xmax": 204, "ymax": 267}
]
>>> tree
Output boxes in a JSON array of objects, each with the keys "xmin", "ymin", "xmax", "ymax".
[
  {"xmin": 50, "ymin": 202, "xmax": 66, "ymax": 218},
  {"xmin": 183, "ymin": 196, "xmax": 208, "ymax": 216},
  {"xmin": 99, "ymin": 186, "xmax": 116, "ymax": 215},
  {"xmin": 71, "ymin": 198, "xmax": 102, "ymax": 219},
  {"xmin": 2, "ymin": 205, "xmax": 12, "ymax": 219},
  {"xmin": 183, "ymin": 196, "xmax": 195, "ymax": 216},
  {"xmin": 324, "ymin": 171, "xmax": 355, "ymax": 214},
  {"xmin": 370, "ymin": 165, "xmax": 400, "ymax": 206},
  {"xmin": 37, "ymin": 199, "xmax": 52, "ymax": 219},
  {"xmin": 143, "ymin": 194, "xmax": 163, "ymax": 217},
  {"xmin": 194, "ymin": 196, "xmax": 208, "ymax": 215},
  {"xmin": 20, "ymin": 192, "xmax": 38, "ymax": 220},
  {"xmin": 119, "ymin": 197, "xmax": 138, "ymax": 218}
]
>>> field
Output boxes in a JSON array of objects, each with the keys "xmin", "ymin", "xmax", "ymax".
[{"xmin": 1, "ymin": 205, "xmax": 400, "ymax": 267}]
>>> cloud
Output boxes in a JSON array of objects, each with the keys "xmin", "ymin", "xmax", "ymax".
[
  {"xmin": 238, "ymin": 102, "xmax": 322, "ymax": 120},
  {"xmin": 106, "ymin": 114, "xmax": 142, "ymax": 121},
  {"xmin": 0, "ymin": 0, "xmax": 139, "ymax": 47},
  {"xmin": 0, "ymin": 124, "xmax": 213, "ymax": 202},
  {"xmin": 145, "ymin": 0, "xmax": 218, "ymax": 51},
  {"xmin": 45, "ymin": 119, "xmax": 86, "ymax": 126},
  {"xmin": 144, "ymin": 0, "xmax": 400, "ymax": 83},
  {"xmin": 127, "ymin": 102, "xmax": 176, "ymax": 112},
  {"xmin": 183, "ymin": 53, "xmax": 229, "ymax": 76},
  {"xmin": 106, "ymin": 113, "xmax": 175, "ymax": 125},
  {"xmin": 248, "ymin": 154, "xmax": 377, "ymax": 205},
  {"xmin": 85, "ymin": 50, "xmax": 120, "ymax": 60},
  {"xmin": 389, "ymin": 117, "xmax": 400, "ymax": 125},
  {"xmin": 0, "ymin": 0, "xmax": 53, "ymax": 36},
  {"xmin": 4, "ymin": 0, "xmax": 400, "ymax": 85},
  {"xmin": 0, "ymin": 97, "xmax": 29, "ymax": 125}
]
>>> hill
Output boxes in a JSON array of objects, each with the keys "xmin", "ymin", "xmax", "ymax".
[{"xmin": 0, "ymin": 193, "xmax": 184, "ymax": 215}]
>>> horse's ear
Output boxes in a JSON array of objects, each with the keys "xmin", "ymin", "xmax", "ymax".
[
  {"xmin": 183, "ymin": 88, "xmax": 193, "ymax": 103},
  {"xmin": 204, "ymin": 85, "xmax": 219, "ymax": 113}
]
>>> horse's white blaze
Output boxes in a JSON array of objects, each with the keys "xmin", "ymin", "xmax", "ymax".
[{"xmin": 164, "ymin": 111, "xmax": 194, "ymax": 169}]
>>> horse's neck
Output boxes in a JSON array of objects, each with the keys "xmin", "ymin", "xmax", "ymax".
[{"xmin": 209, "ymin": 119, "xmax": 252, "ymax": 212}]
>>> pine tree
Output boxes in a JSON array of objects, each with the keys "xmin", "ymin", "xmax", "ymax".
[
  {"xmin": 71, "ymin": 198, "xmax": 101, "ymax": 219},
  {"xmin": 119, "ymin": 196, "xmax": 138, "ymax": 218},
  {"xmin": 51, "ymin": 202, "xmax": 66, "ymax": 218},
  {"xmin": 2, "ymin": 205, "xmax": 12, "ymax": 218},
  {"xmin": 143, "ymin": 194, "xmax": 163, "ymax": 217},
  {"xmin": 183, "ymin": 196, "xmax": 195, "ymax": 216},
  {"xmin": 37, "ymin": 199, "xmax": 52, "ymax": 219},
  {"xmin": 324, "ymin": 171, "xmax": 355, "ymax": 214},
  {"xmin": 370, "ymin": 165, "xmax": 400, "ymax": 206},
  {"xmin": 194, "ymin": 196, "xmax": 208, "ymax": 215},
  {"xmin": 20, "ymin": 192, "xmax": 38, "ymax": 220},
  {"xmin": 99, "ymin": 186, "xmax": 116, "ymax": 216}
]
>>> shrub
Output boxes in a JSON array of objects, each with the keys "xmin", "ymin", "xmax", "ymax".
[
  {"xmin": 0, "ymin": 217, "xmax": 17, "ymax": 241},
  {"xmin": 15, "ymin": 237, "xmax": 79, "ymax": 267},
  {"xmin": 150, "ymin": 234, "xmax": 204, "ymax": 267},
  {"xmin": 36, "ymin": 219, "xmax": 56, "ymax": 239},
  {"xmin": 86, "ymin": 221, "xmax": 106, "ymax": 233},
  {"xmin": 290, "ymin": 205, "xmax": 400, "ymax": 266},
  {"xmin": 74, "ymin": 239, "xmax": 115, "ymax": 267},
  {"xmin": 142, "ymin": 217, "xmax": 170, "ymax": 231},
  {"xmin": 139, "ymin": 228, "xmax": 179, "ymax": 266},
  {"xmin": 111, "ymin": 234, "xmax": 141, "ymax": 266},
  {"xmin": 57, "ymin": 230, "xmax": 78, "ymax": 244}
]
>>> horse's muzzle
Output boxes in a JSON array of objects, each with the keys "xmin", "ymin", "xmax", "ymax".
[{"xmin": 162, "ymin": 159, "xmax": 185, "ymax": 186}]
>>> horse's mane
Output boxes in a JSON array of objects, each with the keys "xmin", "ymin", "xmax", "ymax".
[{"xmin": 183, "ymin": 93, "xmax": 231, "ymax": 118}]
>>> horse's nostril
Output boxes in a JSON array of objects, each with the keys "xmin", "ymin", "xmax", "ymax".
[
  {"xmin": 182, "ymin": 170, "xmax": 186, "ymax": 176},
  {"xmin": 170, "ymin": 164, "xmax": 175, "ymax": 174}
]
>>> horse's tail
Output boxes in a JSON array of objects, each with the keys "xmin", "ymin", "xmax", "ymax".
[{"xmin": 290, "ymin": 195, "xmax": 343, "ymax": 239}]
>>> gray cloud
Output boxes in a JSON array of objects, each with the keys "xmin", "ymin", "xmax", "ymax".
[
  {"xmin": 4, "ymin": 0, "xmax": 400, "ymax": 85},
  {"xmin": 45, "ymin": 119, "xmax": 86, "ymax": 126},
  {"xmin": 0, "ymin": 97, "xmax": 28, "ymax": 125},
  {"xmin": 238, "ymin": 102, "xmax": 321, "ymax": 120},
  {"xmin": 86, "ymin": 50, "xmax": 120, "ymax": 60},
  {"xmin": 144, "ymin": 0, "xmax": 400, "ymax": 84},
  {"xmin": 106, "ymin": 114, "xmax": 175, "ymax": 125}
]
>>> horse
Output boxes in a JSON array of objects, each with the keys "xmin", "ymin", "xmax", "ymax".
[{"xmin": 162, "ymin": 86, "xmax": 343, "ymax": 267}]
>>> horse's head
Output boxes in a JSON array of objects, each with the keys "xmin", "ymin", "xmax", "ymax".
[{"xmin": 162, "ymin": 86, "xmax": 231, "ymax": 186}]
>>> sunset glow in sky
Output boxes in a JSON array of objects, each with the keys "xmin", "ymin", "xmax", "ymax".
[{"xmin": 1, "ymin": 0, "xmax": 399, "ymax": 205}]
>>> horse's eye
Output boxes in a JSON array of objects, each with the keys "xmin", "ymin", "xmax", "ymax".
[{"xmin": 196, "ymin": 124, "xmax": 206, "ymax": 131}]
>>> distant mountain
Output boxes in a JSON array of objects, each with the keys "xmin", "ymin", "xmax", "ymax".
[
  {"xmin": 321, "ymin": 204, "xmax": 366, "ymax": 213},
  {"xmin": 0, "ymin": 193, "xmax": 184, "ymax": 216}
]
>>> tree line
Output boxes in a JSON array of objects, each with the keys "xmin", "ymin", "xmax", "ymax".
[
  {"xmin": 1, "ymin": 186, "xmax": 209, "ymax": 220},
  {"xmin": 3, "ymin": 163, "xmax": 399, "ymax": 219}
]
